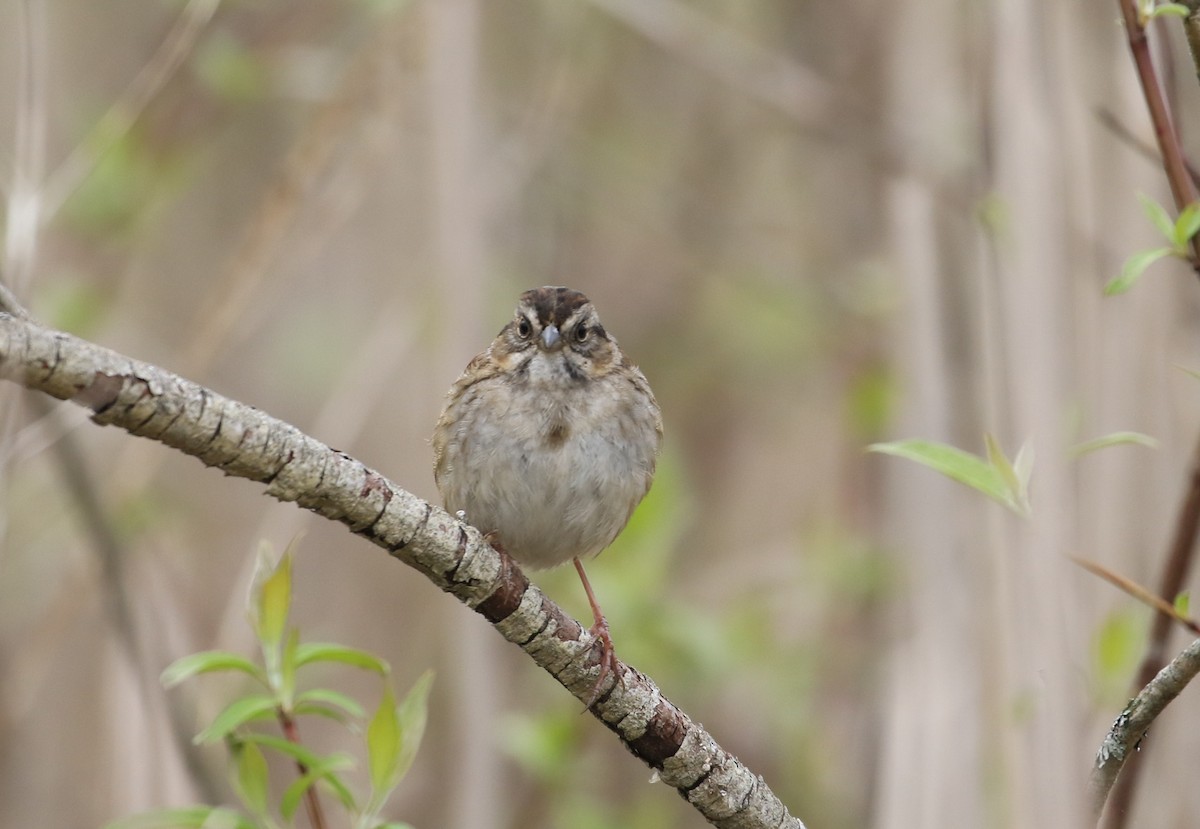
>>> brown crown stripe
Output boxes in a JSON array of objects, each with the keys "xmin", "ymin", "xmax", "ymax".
[{"xmin": 522, "ymin": 286, "xmax": 590, "ymax": 328}]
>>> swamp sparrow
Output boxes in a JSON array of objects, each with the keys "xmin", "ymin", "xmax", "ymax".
[{"xmin": 433, "ymin": 286, "xmax": 663, "ymax": 702}]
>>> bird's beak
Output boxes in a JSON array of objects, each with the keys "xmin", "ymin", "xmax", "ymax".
[{"xmin": 541, "ymin": 325, "xmax": 561, "ymax": 349}]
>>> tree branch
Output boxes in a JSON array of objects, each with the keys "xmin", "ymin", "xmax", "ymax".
[
  {"xmin": 1089, "ymin": 636, "xmax": 1200, "ymax": 819},
  {"xmin": 0, "ymin": 311, "xmax": 805, "ymax": 829},
  {"xmin": 1098, "ymin": 431, "xmax": 1200, "ymax": 826}
]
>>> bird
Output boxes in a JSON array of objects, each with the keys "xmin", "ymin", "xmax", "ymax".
[{"xmin": 433, "ymin": 286, "xmax": 663, "ymax": 704}]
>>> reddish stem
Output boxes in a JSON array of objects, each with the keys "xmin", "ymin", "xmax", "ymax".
[
  {"xmin": 1117, "ymin": 0, "xmax": 1200, "ymax": 266},
  {"xmin": 279, "ymin": 710, "xmax": 327, "ymax": 829}
]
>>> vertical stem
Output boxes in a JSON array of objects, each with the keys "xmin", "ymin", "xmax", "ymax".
[
  {"xmin": 279, "ymin": 711, "xmax": 327, "ymax": 829},
  {"xmin": 1116, "ymin": 0, "xmax": 1200, "ymax": 265}
]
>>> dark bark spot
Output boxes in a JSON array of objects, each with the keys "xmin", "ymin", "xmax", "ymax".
[
  {"xmin": 360, "ymin": 471, "xmax": 393, "ymax": 502},
  {"xmin": 627, "ymin": 699, "xmax": 687, "ymax": 769},
  {"xmin": 476, "ymin": 544, "xmax": 530, "ymax": 623}
]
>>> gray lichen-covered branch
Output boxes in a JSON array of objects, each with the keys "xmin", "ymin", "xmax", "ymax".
[
  {"xmin": 0, "ymin": 312, "xmax": 805, "ymax": 829},
  {"xmin": 1089, "ymin": 636, "xmax": 1200, "ymax": 820}
]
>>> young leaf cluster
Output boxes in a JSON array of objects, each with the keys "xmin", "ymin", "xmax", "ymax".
[
  {"xmin": 1107, "ymin": 195, "xmax": 1200, "ymax": 295},
  {"xmin": 109, "ymin": 542, "xmax": 432, "ymax": 829}
]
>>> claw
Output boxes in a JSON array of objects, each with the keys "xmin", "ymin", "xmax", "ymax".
[{"xmin": 583, "ymin": 614, "xmax": 623, "ymax": 708}]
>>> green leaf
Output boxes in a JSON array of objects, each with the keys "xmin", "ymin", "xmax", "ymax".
[
  {"xmin": 868, "ymin": 439, "xmax": 1022, "ymax": 514},
  {"xmin": 295, "ymin": 687, "xmax": 366, "ymax": 720},
  {"xmin": 255, "ymin": 546, "xmax": 293, "ymax": 652},
  {"xmin": 161, "ymin": 651, "xmax": 266, "ymax": 688},
  {"xmin": 364, "ymin": 672, "xmax": 434, "ymax": 816},
  {"xmin": 1071, "ymin": 431, "xmax": 1160, "ymax": 457},
  {"xmin": 232, "ymin": 739, "xmax": 269, "ymax": 818},
  {"xmin": 1175, "ymin": 591, "xmax": 1190, "ymax": 617},
  {"xmin": 1140, "ymin": 192, "xmax": 1176, "ymax": 240},
  {"xmin": 238, "ymin": 734, "xmax": 361, "ymax": 811},
  {"xmin": 1149, "ymin": 2, "xmax": 1191, "ymax": 19},
  {"xmin": 279, "ymin": 755, "xmax": 357, "ymax": 820},
  {"xmin": 1094, "ymin": 609, "xmax": 1143, "ymax": 695},
  {"xmin": 392, "ymin": 670, "xmax": 433, "ymax": 785},
  {"xmin": 984, "ymin": 433, "xmax": 1020, "ymax": 502},
  {"xmin": 1106, "ymin": 246, "xmax": 1172, "ymax": 295},
  {"xmin": 103, "ymin": 806, "xmax": 251, "ymax": 829},
  {"xmin": 293, "ymin": 702, "xmax": 355, "ymax": 726},
  {"xmin": 242, "ymin": 737, "xmax": 358, "ymax": 818},
  {"xmin": 324, "ymin": 768, "xmax": 360, "ymax": 814},
  {"xmin": 1175, "ymin": 201, "xmax": 1200, "ymax": 248},
  {"xmin": 239, "ymin": 732, "xmax": 325, "ymax": 766},
  {"xmin": 367, "ymin": 685, "xmax": 401, "ymax": 801},
  {"xmin": 195, "ymin": 694, "xmax": 278, "ymax": 744},
  {"xmin": 295, "ymin": 643, "xmax": 391, "ymax": 675},
  {"xmin": 279, "ymin": 772, "xmax": 317, "ymax": 823}
]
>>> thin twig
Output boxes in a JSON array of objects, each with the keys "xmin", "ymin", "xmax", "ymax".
[
  {"xmin": 1070, "ymin": 555, "xmax": 1200, "ymax": 637},
  {"xmin": 279, "ymin": 711, "xmax": 327, "ymax": 829},
  {"xmin": 1116, "ymin": 0, "xmax": 1200, "ymax": 266}
]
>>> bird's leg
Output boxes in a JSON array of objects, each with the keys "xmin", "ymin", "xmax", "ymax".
[{"xmin": 573, "ymin": 557, "xmax": 621, "ymax": 707}]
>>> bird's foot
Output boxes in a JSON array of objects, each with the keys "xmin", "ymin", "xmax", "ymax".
[{"xmin": 583, "ymin": 615, "xmax": 623, "ymax": 709}]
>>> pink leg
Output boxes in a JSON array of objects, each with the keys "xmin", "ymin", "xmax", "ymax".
[{"xmin": 573, "ymin": 557, "xmax": 621, "ymax": 707}]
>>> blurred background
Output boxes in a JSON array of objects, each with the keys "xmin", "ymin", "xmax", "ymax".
[{"xmin": 1, "ymin": 0, "xmax": 1199, "ymax": 827}]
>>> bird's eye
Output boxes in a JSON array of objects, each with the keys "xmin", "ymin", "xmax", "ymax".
[
  {"xmin": 516, "ymin": 319, "xmax": 532, "ymax": 339},
  {"xmin": 574, "ymin": 324, "xmax": 589, "ymax": 342}
]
